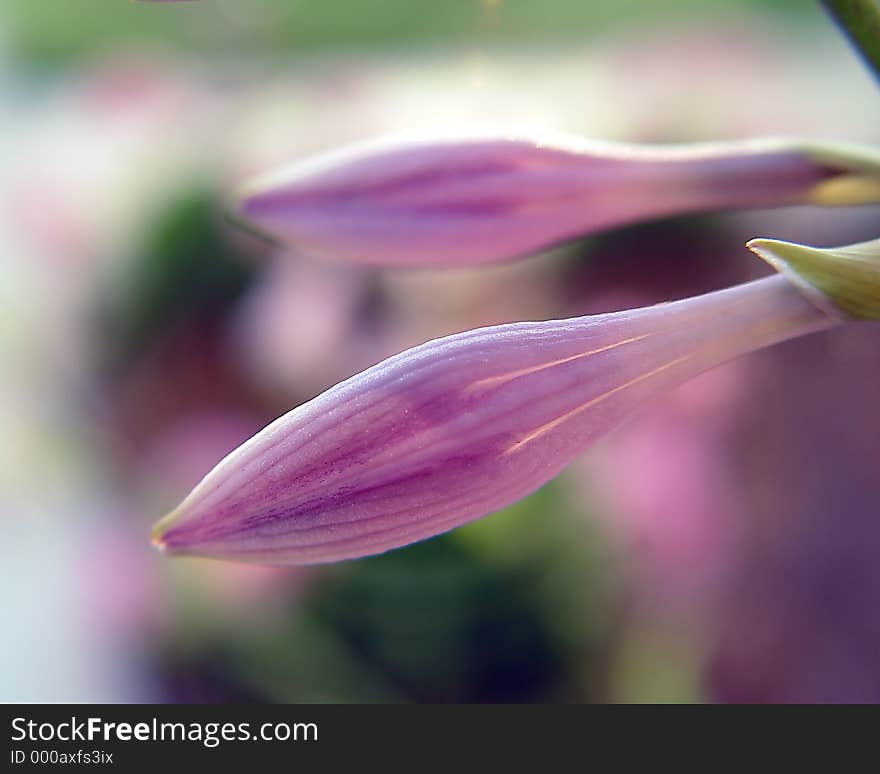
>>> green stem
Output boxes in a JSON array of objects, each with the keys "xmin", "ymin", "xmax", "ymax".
[{"xmin": 822, "ymin": 0, "xmax": 880, "ymax": 84}]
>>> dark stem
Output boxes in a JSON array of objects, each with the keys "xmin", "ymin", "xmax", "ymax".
[{"xmin": 822, "ymin": 0, "xmax": 880, "ymax": 85}]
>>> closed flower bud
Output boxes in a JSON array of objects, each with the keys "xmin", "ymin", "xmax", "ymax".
[
  {"xmin": 234, "ymin": 133, "xmax": 880, "ymax": 266},
  {"xmin": 153, "ymin": 270, "xmax": 842, "ymax": 565}
]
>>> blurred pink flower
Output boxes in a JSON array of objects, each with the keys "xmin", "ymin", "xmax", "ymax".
[
  {"xmin": 707, "ymin": 318, "xmax": 880, "ymax": 702},
  {"xmin": 582, "ymin": 365, "xmax": 749, "ymax": 613},
  {"xmin": 232, "ymin": 255, "xmax": 377, "ymax": 398}
]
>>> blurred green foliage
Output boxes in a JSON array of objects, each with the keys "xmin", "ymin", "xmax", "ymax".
[
  {"xmin": 4, "ymin": 0, "xmax": 807, "ymax": 67},
  {"xmin": 158, "ymin": 483, "xmax": 618, "ymax": 703},
  {"xmin": 100, "ymin": 189, "xmax": 256, "ymax": 371}
]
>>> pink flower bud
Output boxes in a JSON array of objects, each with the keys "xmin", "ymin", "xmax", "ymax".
[{"xmin": 235, "ymin": 133, "xmax": 880, "ymax": 266}]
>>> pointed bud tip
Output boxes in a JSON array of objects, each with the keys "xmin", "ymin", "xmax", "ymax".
[
  {"xmin": 150, "ymin": 510, "xmax": 180, "ymax": 554},
  {"xmin": 748, "ymin": 236, "xmax": 880, "ymax": 320}
]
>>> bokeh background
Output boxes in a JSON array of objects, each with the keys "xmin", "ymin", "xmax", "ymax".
[{"xmin": 2, "ymin": 0, "xmax": 879, "ymax": 703}]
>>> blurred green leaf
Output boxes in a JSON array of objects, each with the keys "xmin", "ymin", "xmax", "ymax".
[
  {"xmin": 304, "ymin": 536, "xmax": 566, "ymax": 703},
  {"xmin": 4, "ymin": 0, "xmax": 813, "ymax": 67},
  {"xmin": 822, "ymin": 0, "xmax": 880, "ymax": 84},
  {"xmin": 101, "ymin": 188, "xmax": 255, "ymax": 370}
]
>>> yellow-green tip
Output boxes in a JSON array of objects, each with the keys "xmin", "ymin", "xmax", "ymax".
[
  {"xmin": 150, "ymin": 510, "xmax": 179, "ymax": 553},
  {"xmin": 803, "ymin": 142, "xmax": 880, "ymax": 206},
  {"xmin": 747, "ymin": 235, "xmax": 880, "ymax": 320}
]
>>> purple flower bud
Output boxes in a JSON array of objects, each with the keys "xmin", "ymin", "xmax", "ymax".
[
  {"xmin": 152, "ymin": 272, "xmax": 840, "ymax": 565},
  {"xmin": 234, "ymin": 134, "xmax": 880, "ymax": 266}
]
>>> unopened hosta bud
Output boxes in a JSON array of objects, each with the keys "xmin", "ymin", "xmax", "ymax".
[
  {"xmin": 233, "ymin": 133, "xmax": 880, "ymax": 266},
  {"xmin": 152, "ymin": 269, "xmax": 844, "ymax": 565},
  {"xmin": 748, "ymin": 235, "xmax": 880, "ymax": 320}
]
